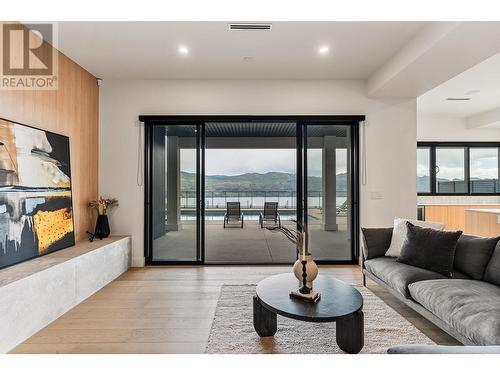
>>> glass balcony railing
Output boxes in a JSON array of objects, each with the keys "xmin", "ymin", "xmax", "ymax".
[
  {"xmin": 179, "ymin": 190, "xmax": 348, "ymax": 209},
  {"xmin": 436, "ymin": 179, "xmax": 500, "ymax": 194}
]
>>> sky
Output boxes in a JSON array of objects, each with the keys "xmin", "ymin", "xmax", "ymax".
[
  {"xmin": 470, "ymin": 148, "xmax": 498, "ymax": 179},
  {"xmin": 180, "ymin": 148, "xmax": 348, "ymax": 177},
  {"xmin": 417, "ymin": 148, "xmax": 498, "ymax": 180}
]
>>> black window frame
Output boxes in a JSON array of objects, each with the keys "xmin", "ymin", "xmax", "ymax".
[{"xmin": 418, "ymin": 141, "xmax": 500, "ymax": 196}]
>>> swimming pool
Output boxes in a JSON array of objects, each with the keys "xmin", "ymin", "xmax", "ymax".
[
  {"xmin": 181, "ymin": 210, "xmax": 298, "ymax": 221},
  {"xmin": 181, "ymin": 210, "xmax": 319, "ymax": 221}
]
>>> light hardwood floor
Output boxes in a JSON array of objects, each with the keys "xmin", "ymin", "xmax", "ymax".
[{"xmin": 10, "ymin": 265, "xmax": 459, "ymax": 354}]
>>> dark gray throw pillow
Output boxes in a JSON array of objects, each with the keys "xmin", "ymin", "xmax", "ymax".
[
  {"xmin": 397, "ymin": 222, "xmax": 462, "ymax": 277},
  {"xmin": 453, "ymin": 234, "xmax": 500, "ymax": 280},
  {"xmin": 361, "ymin": 227, "xmax": 393, "ymax": 260},
  {"xmin": 484, "ymin": 241, "xmax": 500, "ymax": 286}
]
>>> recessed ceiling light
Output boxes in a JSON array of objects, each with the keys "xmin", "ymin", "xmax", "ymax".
[
  {"xmin": 178, "ymin": 46, "xmax": 189, "ymax": 55},
  {"xmin": 318, "ymin": 46, "xmax": 330, "ymax": 55}
]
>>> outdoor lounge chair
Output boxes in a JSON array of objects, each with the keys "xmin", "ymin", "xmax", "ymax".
[
  {"xmin": 259, "ymin": 202, "xmax": 281, "ymax": 228},
  {"xmin": 223, "ymin": 202, "xmax": 244, "ymax": 228},
  {"xmin": 336, "ymin": 200, "xmax": 348, "ymax": 216}
]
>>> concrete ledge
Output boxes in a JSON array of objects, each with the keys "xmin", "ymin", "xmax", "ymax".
[{"xmin": 0, "ymin": 236, "xmax": 131, "ymax": 353}]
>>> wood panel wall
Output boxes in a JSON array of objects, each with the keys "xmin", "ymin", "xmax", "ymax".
[
  {"xmin": 0, "ymin": 27, "xmax": 99, "ymax": 241},
  {"xmin": 423, "ymin": 205, "xmax": 500, "ymax": 232},
  {"xmin": 464, "ymin": 210, "xmax": 500, "ymax": 237}
]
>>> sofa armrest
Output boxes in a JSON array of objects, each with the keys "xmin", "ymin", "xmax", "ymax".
[
  {"xmin": 361, "ymin": 227, "xmax": 393, "ymax": 261},
  {"xmin": 387, "ymin": 344, "xmax": 500, "ymax": 354}
]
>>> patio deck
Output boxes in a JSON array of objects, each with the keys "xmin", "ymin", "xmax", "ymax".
[{"xmin": 153, "ymin": 217, "xmax": 350, "ymax": 263}]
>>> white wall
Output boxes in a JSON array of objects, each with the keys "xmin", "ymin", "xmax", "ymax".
[
  {"xmin": 99, "ymin": 79, "xmax": 417, "ymax": 266},
  {"xmin": 418, "ymin": 114, "xmax": 500, "ymax": 141}
]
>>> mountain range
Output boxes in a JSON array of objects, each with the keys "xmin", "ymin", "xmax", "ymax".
[{"xmin": 180, "ymin": 171, "xmax": 348, "ymax": 194}]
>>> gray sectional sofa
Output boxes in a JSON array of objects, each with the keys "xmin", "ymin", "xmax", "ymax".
[{"xmin": 361, "ymin": 228, "xmax": 500, "ymax": 346}]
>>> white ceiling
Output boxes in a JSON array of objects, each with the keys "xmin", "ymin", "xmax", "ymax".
[
  {"xmin": 56, "ymin": 21, "xmax": 429, "ymax": 79},
  {"xmin": 418, "ymin": 51, "xmax": 500, "ymax": 118}
]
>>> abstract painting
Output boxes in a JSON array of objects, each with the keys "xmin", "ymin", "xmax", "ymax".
[{"xmin": 0, "ymin": 118, "xmax": 74, "ymax": 269}]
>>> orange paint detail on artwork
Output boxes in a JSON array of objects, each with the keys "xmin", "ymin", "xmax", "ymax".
[{"xmin": 33, "ymin": 208, "xmax": 74, "ymax": 253}]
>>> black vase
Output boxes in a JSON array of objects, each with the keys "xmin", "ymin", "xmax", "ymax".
[{"xmin": 95, "ymin": 214, "xmax": 110, "ymax": 239}]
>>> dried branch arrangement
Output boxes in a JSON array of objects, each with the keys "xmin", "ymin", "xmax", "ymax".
[
  {"xmin": 89, "ymin": 196, "xmax": 118, "ymax": 215},
  {"xmin": 266, "ymin": 220, "xmax": 309, "ymax": 256}
]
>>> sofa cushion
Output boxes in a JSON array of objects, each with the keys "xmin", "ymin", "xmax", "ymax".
[
  {"xmin": 386, "ymin": 217, "xmax": 445, "ymax": 257},
  {"xmin": 484, "ymin": 241, "xmax": 500, "ymax": 286},
  {"xmin": 408, "ymin": 279, "xmax": 500, "ymax": 345},
  {"xmin": 361, "ymin": 227, "xmax": 393, "ymax": 260},
  {"xmin": 364, "ymin": 257, "xmax": 446, "ymax": 298},
  {"xmin": 454, "ymin": 234, "xmax": 499, "ymax": 280},
  {"xmin": 397, "ymin": 222, "xmax": 462, "ymax": 277}
]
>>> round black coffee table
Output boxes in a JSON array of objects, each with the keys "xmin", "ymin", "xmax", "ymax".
[{"xmin": 253, "ymin": 273, "xmax": 364, "ymax": 354}]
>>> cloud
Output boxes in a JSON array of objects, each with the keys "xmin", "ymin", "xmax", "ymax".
[
  {"xmin": 181, "ymin": 148, "xmax": 348, "ymax": 177},
  {"xmin": 206, "ymin": 149, "xmax": 296, "ymax": 176}
]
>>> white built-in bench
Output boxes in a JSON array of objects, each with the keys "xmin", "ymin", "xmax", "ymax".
[{"xmin": 0, "ymin": 236, "xmax": 131, "ymax": 353}]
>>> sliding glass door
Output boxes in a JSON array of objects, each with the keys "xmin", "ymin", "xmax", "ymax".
[
  {"xmin": 143, "ymin": 116, "xmax": 361, "ymax": 265},
  {"xmin": 303, "ymin": 124, "xmax": 354, "ymax": 261},
  {"xmin": 147, "ymin": 124, "xmax": 202, "ymax": 262},
  {"xmin": 203, "ymin": 121, "xmax": 297, "ymax": 264}
]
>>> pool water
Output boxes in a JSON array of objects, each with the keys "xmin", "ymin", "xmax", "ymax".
[{"xmin": 181, "ymin": 210, "xmax": 297, "ymax": 221}]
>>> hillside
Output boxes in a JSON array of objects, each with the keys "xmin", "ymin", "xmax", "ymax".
[{"xmin": 180, "ymin": 171, "xmax": 348, "ymax": 194}]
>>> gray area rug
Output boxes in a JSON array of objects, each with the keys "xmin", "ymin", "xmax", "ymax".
[{"xmin": 206, "ymin": 284, "xmax": 434, "ymax": 354}]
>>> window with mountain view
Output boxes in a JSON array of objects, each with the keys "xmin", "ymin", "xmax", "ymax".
[
  {"xmin": 470, "ymin": 148, "xmax": 499, "ymax": 193},
  {"xmin": 436, "ymin": 147, "xmax": 467, "ymax": 193},
  {"xmin": 417, "ymin": 147, "xmax": 431, "ymax": 193},
  {"xmin": 417, "ymin": 143, "xmax": 500, "ymax": 195}
]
